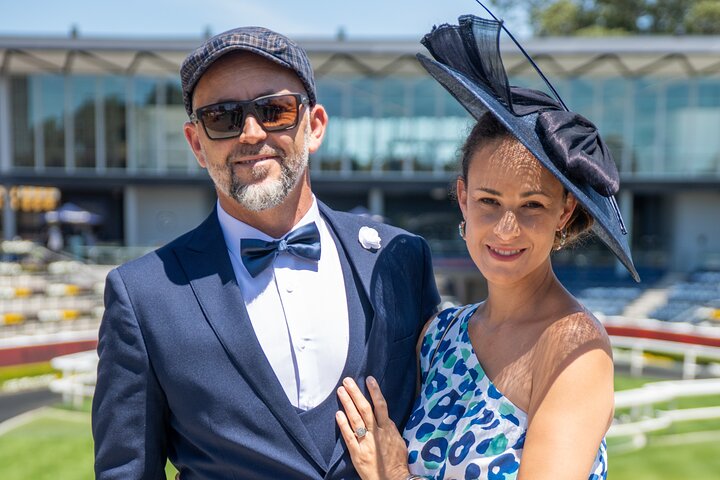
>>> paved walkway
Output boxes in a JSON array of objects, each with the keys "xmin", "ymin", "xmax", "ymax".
[{"xmin": 0, "ymin": 388, "xmax": 61, "ymax": 423}]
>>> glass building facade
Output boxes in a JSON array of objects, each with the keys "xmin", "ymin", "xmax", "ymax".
[
  {"xmin": 8, "ymin": 75, "xmax": 193, "ymax": 173},
  {"xmin": 7, "ymin": 72, "xmax": 720, "ymax": 178},
  {"xmin": 1, "ymin": 35, "xmax": 719, "ymax": 271}
]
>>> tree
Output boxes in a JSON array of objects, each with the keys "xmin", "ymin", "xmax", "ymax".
[
  {"xmin": 685, "ymin": 0, "xmax": 720, "ymax": 34},
  {"xmin": 489, "ymin": 0, "xmax": 720, "ymax": 36},
  {"xmin": 536, "ymin": 0, "xmax": 583, "ymax": 36}
]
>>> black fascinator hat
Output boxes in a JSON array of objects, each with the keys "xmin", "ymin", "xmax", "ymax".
[{"xmin": 417, "ymin": 8, "xmax": 639, "ymax": 282}]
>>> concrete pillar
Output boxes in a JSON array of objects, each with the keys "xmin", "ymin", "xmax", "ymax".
[
  {"xmin": 124, "ymin": 186, "xmax": 138, "ymax": 247},
  {"xmin": 368, "ymin": 187, "xmax": 384, "ymax": 218},
  {"xmin": 0, "ymin": 76, "xmax": 11, "ymax": 174},
  {"xmin": 0, "ymin": 78, "xmax": 16, "ymax": 240},
  {"xmin": 2, "ymin": 187, "xmax": 16, "ymax": 240}
]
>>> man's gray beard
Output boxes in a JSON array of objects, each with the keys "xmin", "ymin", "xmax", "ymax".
[{"xmin": 228, "ymin": 129, "xmax": 310, "ymax": 212}]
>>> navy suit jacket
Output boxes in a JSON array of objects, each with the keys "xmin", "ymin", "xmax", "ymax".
[{"xmin": 92, "ymin": 201, "xmax": 439, "ymax": 479}]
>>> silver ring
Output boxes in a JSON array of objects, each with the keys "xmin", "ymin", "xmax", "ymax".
[{"xmin": 354, "ymin": 426, "xmax": 367, "ymax": 438}]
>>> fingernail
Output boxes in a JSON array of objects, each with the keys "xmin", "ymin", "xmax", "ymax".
[{"xmin": 367, "ymin": 376, "xmax": 377, "ymax": 386}]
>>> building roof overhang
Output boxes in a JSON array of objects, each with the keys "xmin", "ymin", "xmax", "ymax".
[{"xmin": 1, "ymin": 34, "xmax": 720, "ymax": 77}]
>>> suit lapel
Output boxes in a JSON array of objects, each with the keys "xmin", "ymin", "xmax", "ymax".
[
  {"xmin": 319, "ymin": 201, "xmax": 390, "ymax": 378},
  {"xmin": 173, "ymin": 210, "xmax": 327, "ymax": 471},
  {"xmin": 318, "ymin": 202, "xmax": 375, "ymax": 318},
  {"xmin": 319, "ymin": 203, "xmax": 393, "ymax": 468}
]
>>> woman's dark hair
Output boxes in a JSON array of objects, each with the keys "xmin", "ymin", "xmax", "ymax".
[
  {"xmin": 556, "ymin": 202, "xmax": 594, "ymax": 250},
  {"xmin": 459, "ymin": 113, "xmax": 594, "ymax": 248},
  {"xmin": 459, "ymin": 113, "xmax": 508, "ymax": 183}
]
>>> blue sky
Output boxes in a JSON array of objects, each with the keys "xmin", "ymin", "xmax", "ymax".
[{"xmin": 0, "ymin": 0, "xmax": 529, "ymax": 39}]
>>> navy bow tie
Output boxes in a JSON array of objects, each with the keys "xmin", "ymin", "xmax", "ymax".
[{"xmin": 240, "ymin": 222, "xmax": 321, "ymax": 278}]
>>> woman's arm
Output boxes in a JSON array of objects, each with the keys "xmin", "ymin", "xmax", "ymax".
[
  {"xmin": 336, "ymin": 377, "xmax": 412, "ymax": 480},
  {"xmin": 415, "ymin": 313, "xmax": 437, "ymax": 394},
  {"xmin": 518, "ymin": 315, "xmax": 614, "ymax": 480}
]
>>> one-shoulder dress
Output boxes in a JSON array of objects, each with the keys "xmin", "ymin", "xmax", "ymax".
[{"xmin": 402, "ymin": 304, "xmax": 607, "ymax": 480}]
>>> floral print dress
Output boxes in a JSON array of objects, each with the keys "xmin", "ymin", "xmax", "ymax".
[{"xmin": 403, "ymin": 304, "xmax": 607, "ymax": 480}]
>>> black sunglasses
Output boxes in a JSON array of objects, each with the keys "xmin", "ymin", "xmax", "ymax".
[{"xmin": 190, "ymin": 93, "xmax": 309, "ymax": 140}]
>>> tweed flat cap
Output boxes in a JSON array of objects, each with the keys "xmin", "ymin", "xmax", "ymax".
[{"xmin": 180, "ymin": 26, "xmax": 316, "ymax": 116}]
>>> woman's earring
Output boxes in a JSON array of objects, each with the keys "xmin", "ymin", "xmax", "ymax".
[
  {"xmin": 556, "ymin": 228, "xmax": 567, "ymax": 250},
  {"xmin": 458, "ymin": 220, "xmax": 466, "ymax": 240}
]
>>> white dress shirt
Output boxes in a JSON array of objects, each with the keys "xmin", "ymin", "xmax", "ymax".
[{"xmin": 217, "ymin": 197, "xmax": 350, "ymax": 410}]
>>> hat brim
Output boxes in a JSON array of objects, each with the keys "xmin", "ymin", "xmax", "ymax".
[{"xmin": 417, "ymin": 53, "xmax": 639, "ymax": 282}]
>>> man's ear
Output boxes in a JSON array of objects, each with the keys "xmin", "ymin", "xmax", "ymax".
[
  {"xmin": 183, "ymin": 121, "xmax": 207, "ymax": 169},
  {"xmin": 305, "ymin": 104, "xmax": 329, "ymax": 154}
]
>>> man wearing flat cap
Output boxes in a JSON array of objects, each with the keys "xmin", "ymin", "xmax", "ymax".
[{"xmin": 92, "ymin": 27, "xmax": 439, "ymax": 479}]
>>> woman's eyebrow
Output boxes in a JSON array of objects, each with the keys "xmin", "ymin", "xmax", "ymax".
[
  {"xmin": 474, "ymin": 187, "xmax": 502, "ymax": 195},
  {"xmin": 473, "ymin": 187, "xmax": 551, "ymax": 198},
  {"xmin": 521, "ymin": 190, "xmax": 551, "ymax": 198}
]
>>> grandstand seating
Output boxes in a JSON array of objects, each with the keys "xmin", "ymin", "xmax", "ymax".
[
  {"xmin": 555, "ymin": 265, "xmax": 665, "ymax": 292},
  {"xmin": 3, "ymin": 239, "xmax": 717, "ymax": 331},
  {"xmin": 0, "ymin": 241, "xmax": 107, "ymax": 336},
  {"xmin": 577, "ymin": 286, "xmax": 644, "ymax": 317},
  {"xmin": 554, "ymin": 265, "xmax": 662, "ymax": 317},
  {"xmin": 649, "ymin": 271, "xmax": 720, "ymax": 324}
]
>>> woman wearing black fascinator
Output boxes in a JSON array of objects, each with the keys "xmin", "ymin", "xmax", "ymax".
[{"xmin": 335, "ymin": 3, "xmax": 639, "ymax": 480}]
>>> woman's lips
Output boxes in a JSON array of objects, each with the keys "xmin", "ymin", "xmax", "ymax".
[{"xmin": 486, "ymin": 245, "xmax": 525, "ymax": 261}]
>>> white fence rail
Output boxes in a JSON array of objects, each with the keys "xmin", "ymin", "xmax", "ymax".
[
  {"xmin": 609, "ymin": 378, "xmax": 720, "ymax": 437},
  {"xmin": 49, "ymin": 350, "xmax": 98, "ymax": 408},
  {"xmin": 611, "ymin": 335, "xmax": 720, "ymax": 379},
  {"xmin": 47, "ymin": 335, "xmax": 720, "ymax": 445},
  {"xmin": 607, "ymin": 336, "xmax": 720, "ymax": 445}
]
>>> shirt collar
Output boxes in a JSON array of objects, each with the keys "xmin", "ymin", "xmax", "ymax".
[{"xmin": 217, "ymin": 196, "xmax": 322, "ymax": 260}]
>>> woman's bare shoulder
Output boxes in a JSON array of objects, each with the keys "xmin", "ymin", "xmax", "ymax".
[
  {"xmin": 528, "ymin": 308, "xmax": 615, "ymax": 423},
  {"xmin": 539, "ymin": 307, "xmax": 611, "ymax": 354},
  {"xmin": 531, "ymin": 309, "xmax": 612, "ymax": 393}
]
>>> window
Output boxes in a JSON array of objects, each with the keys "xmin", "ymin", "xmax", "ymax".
[
  {"xmin": 72, "ymin": 76, "xmax": 96, "ymax": 169},
  {"xmin": 105, "ymin": 77, "xmax": 127, "ymax": 169},
  {"xmin": 10, "ymin": 77, "xmax": 33, "ymax": 168},
  {"xmin": 40, "ymin": 75, "xmax": 65, "ymax": 168}
]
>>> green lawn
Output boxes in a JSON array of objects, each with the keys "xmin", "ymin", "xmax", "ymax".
[
  {"xmin": 0, "ymin": 410, "xmax": 95, "ymax": 480},
  {"xmin": 609, "ymin": 434, "xmax": 720, "ymax": 480},
  {"xmin": 614, "ymin": 373, "xmax": 665, "ymax": 391},
  {"xmin": 0, "ymin": 408, "xmax": 177, "ymax": 480},
  {"xmin": 608, "ymin": 373, "xmax": 720, "ymax": 480}
]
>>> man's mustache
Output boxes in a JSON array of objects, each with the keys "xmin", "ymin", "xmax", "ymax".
[{"xmin": 227, "ymin": 145, "xmax": 283, "ymax": 164}]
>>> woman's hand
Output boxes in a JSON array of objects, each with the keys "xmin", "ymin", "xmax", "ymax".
[{"xmin": 336, "ymin": 376, "xmax": 411, "ymax": 480}]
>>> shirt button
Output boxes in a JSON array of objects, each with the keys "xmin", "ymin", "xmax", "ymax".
[{"xmin": 286, "ymin": 284, "xmax": 294, "ymax": 293}]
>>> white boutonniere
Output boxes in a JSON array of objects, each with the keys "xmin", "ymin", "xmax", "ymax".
[{"xmin": 358, "ymin": 226, "xmax": 381, "ymax": 250}]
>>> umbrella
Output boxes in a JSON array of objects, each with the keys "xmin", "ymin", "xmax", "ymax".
[{"xmin": 45, "ymin": 203, "xmax": 102, "ymax": 225}]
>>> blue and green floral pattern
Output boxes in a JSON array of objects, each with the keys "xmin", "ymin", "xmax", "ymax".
[{"xmin": 403, "ymin": 304, "xmax": 607, "ymax": 480}]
